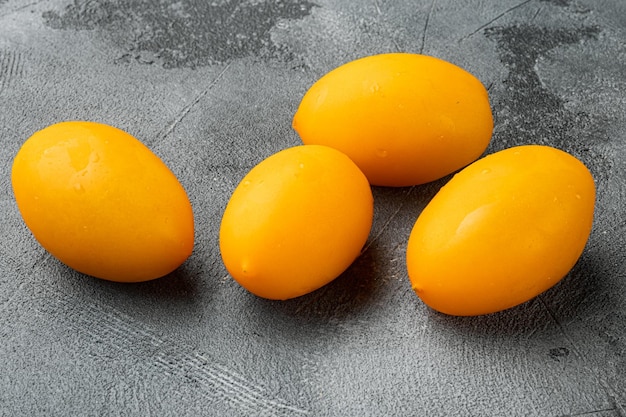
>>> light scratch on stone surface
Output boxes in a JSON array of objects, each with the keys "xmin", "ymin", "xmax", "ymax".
[
  {"xmin": 373, "ymin": 0, "xmax": 382, "ymax": 15},
  {"xmin": 420, "ymin": 0, "xmax": 437, "ymax": 54},
  {"xmin": 372, "ymin": 0, "xmax": 402, "ymax": 51},
  {"xmin": 361, "ymin": 186, "xmax": 415, "ymax": 255},
  {"xmin": 0, "ymin": 251, "xmax": 49, "ymax": 316},
  {"xmin": 155, "ymin": 350, "xmax": 310, "ymax": 415},
  {"xmin": 0, "ymin": 0, "xmax": 47, "ymax": 18},
  {"xmin": 531, "ymin": 6, "xmax": 543, "ymax": 22},
  {"xmin": 538, "ymin": 295, "xmax": 626, "ymax": 417},
  {"xmin": 31, "ymin": 284, "xmax": 310, "ymax": 416},
  {"xmin": 457, "ymin": 0, "xmax": 533, "ymax": 42},
  {"xmin": 537, "ymin": 295, "xmax": 580, "ymax": 355},
  {"xmin": 0, "ymin": 49, "xmax": 24, "ymax": 92},
  {"xmin": 156, "ymin": 351, "xmax": 310, "ymax": 415},
  {"xmin": 156, "ymin": 62, "xmax": 232, "ymax": 143},
  {"xmin": 562, "ymin": 406, "xmax": 619, "ymax": 417}
]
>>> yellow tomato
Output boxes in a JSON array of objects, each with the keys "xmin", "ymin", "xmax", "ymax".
[
  {"xmin": 293, "ymin": 53, "xmax": 493, "ymax": 187},
  {"xmin": 219, "ymin": 145, "xmax": 373, "ymax": 300},
  {"xmin": 11, "ymin": 121, "xmax": 194, "ymax": 282},
  {"xmin": 406, "ymin": 145, "xmax": 595, "ymax": 316}
]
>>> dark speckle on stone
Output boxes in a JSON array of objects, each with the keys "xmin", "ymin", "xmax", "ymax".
[
  {"xmin": 538, "ymin": 0, "xmax": 571, "ymax": 7},
  {"xmin": 42, "ymin": 0, "xmax": 317, "ymax": 69},
  {"xmin": 485, "ymin": 24, "xmax": 600, "ymax": 150},
  {"xmin": 549, "ymin": 346, "xmax": 570, "ymax": 360},
  {"xmin": 484, "ymin": 24, "xmax": 610, "ymax": 188}
]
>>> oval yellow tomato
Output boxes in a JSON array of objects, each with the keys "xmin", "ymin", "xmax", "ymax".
[
  {"xmin": 293, "ymin": 53, "xmax": 493, "ymax": 187},
  {"xmin": 406, "ymin": 145, "xmax": 595, "ymax": 316},
  {"xmin": 11, "ymin": 121, "xmax": 194, "ymax": 283},
  {"xmin": 219, "ymin": 145, "xmax": 373, "ymax": 300}
]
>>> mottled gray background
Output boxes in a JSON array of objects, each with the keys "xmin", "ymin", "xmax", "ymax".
[{"xmin": 1, "ymin": 0, "xmax": 625, "ymax": 416}]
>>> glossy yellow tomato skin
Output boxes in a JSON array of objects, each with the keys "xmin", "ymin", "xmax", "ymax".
[
  {"xmin": 11, "ymin": 121, "xmax": 194, "ymax": 283},
  {"xmin": 293, "ymin": 53, "xmax": 493, "ymax": 187},
  {"xmin": 406, "ymin": 145, "xmax": 595, "ymax": 316},
  {"xmin": 220, "ymin": 145, "xmax": 373, "ymax": 300}
]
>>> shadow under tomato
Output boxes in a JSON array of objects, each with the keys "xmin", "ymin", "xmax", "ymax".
[
  {"xmin": 251, "ymin": 240, "xmax": 386, "ymax": 323},
  {"xmin": 424, "ymin": 297, "xmax": 549, "ymax": 338},
  {"xmin": 109, "ymin": 262, "xmax": 203, "ymax": 301},
  {"xmin": 535, "ymin": 238, "xmax": 619, "ymax": 324},
  {"xmin": 48, "ymin": 255, "xmax": 205, "ymax": 308},
  {"xmin": 422, "ymin": 241, "xmax": 610, "ymax": 340},
  {"xmin": 247, "ymin": 176, "xmax": 455, "ymax": 324}
]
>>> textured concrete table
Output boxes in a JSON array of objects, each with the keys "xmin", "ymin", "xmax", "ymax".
[{"xmin": 1, "ymin": 0, "xmax": 625, "ymax": 416}]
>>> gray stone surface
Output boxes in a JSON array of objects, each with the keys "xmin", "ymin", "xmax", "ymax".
[{"xmin": 1, "ymin": 0, "xmax": 625, "ymax": 415}]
